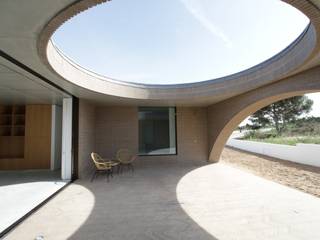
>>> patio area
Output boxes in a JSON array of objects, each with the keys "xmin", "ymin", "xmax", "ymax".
[{"xmin": 3, "ymin": 153, "xmax": 320, "ymax": 240}]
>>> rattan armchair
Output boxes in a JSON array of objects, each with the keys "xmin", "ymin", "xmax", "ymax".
[
  {"xmin": 91, "ymin": 152, "xmax": 119, "ymax": 182},
  {"xmin": 116, "ymin": 149, "xmax": 137, "ymax": 174}
]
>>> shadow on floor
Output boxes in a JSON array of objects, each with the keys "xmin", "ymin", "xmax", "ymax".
[{"xmin": 68, "ymin": 159, "xmax": 218, "ymax": 240}]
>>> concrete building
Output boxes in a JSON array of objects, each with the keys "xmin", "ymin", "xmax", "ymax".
[
  {"xmin": 0, "ymin": 0, "xmax": 320, "ymax": 181},
  {"xmin": 1, "ymin": 0, "xmax": 320, "ymax": 236}
]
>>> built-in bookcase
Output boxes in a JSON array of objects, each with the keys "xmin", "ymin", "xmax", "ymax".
[{"xmin": 0, "ymin": 105, "xmax": 25, "ymax": 159}]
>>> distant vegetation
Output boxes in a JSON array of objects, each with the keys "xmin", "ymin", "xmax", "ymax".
[
  {"xmin": 240, "ymin": 117, "xmax": 320, "ymax": 145},
  {"xmin": 249, "ymin": 96, "xmax": 313, "ymax": 135},
  {"xmin": 237, "ymin": 95, "xmax": 319, "ymax": 146}
]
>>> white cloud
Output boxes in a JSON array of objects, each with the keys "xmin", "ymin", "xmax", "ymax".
[{"xmin": 179, "ymin": 0, "xmax": 232, "ymax": 48}]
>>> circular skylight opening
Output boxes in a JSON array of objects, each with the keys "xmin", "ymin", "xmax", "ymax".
[{"xmin": 52, "ymin": 0, "xmax": 309, "ymax": 85}]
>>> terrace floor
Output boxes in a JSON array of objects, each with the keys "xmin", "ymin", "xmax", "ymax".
[{"xmin": 3, "ymin": 151, "xmax": 320, "ymax": 240}]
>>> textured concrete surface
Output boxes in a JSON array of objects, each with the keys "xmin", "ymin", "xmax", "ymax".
[
  {"xmin": 78, "ymin": 100, "xmax": 96, "ymax": 178},
  {"xmin": 177, "ymin": 163, "xmax": 320, "ymax": 240},
  {"xmin": 0, "ymin": 170, "xmax": 67, "ymax": 234},
  {"xmin": 4, "ymin": 159, "xmax": 320, "ymax": 240},
  {"xmin": 95, "ymin": 106, "xmax": 208, "ymax": 161},
  {"xmin": 95, "ymin": 106, "xmax": 138, "ymax": 158},
  {"xmin": 78, "ymin": 102, "xmax": 208, "ymax": 178}
]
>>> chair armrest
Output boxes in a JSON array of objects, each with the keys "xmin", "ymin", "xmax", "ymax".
[
  {"xmin": 129, "ymin": 155, "xmax": 137, "ymax": 163},
  {"xmin": 96, "ymin": 161, "xmax": 112, "ymax": 168},
  {"xmin": 110, "ymin": 161, "xmax": 120, "ymax": 166}
]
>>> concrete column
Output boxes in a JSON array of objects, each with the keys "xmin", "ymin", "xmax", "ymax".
[
  {"xmin": 51, "ymin": 105, "xmax": 62, "ymax": 170},
  {"xmin": 61, "ymin": 98, "xmax": 73, "ymax": 180},
  {"xmin": 169, "ymin": 108, "xmax": 176, "ymax": 154}
]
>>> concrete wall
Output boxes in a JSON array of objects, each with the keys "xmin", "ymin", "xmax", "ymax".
[
  {"xmin": 227, "ymin": 138, "xmax": 320, "ymax": 167},
  {"xmin": 77, "ymin": 106, "xmax": 209, "ymax": 178},
  {"xmin": 95, "ymin": 107, "xmax": 208, "ymax": 163},
  {"xmin": 175, "ymin": 107, "xmax": 208, "ymax": 162},
  {"xmin": 78, "ymin": 100, "xmax": 96, "ymax": 178},
  {"xmin": 95, "ymin": 106, "xmax": 138, "ymax": 158}
]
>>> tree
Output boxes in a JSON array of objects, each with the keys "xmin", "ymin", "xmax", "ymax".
[{"xmin": 249, "ymin": 96, "xmax": 313, "ymax": 135}]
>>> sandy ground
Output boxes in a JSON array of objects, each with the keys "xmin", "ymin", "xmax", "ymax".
[{"xmin": 221, "ymin": 147, "xmax": 320, "ymax": 198}]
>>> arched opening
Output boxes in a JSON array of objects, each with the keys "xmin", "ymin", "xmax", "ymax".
[{"xmin": 208, "ymin": 66, "xmax": 320, "ymax": 162}]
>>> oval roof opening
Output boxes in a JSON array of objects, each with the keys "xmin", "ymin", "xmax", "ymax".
[{"xmin": 52, "ymin": 0, "xmax": 309, "ymax": 85}]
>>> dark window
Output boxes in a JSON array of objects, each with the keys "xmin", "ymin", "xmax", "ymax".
[{"xmin": 138, "ymin": 107, "xmax": 176, "ymax": 155}]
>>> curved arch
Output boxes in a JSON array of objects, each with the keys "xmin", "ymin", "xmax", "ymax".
[
  {"xmin": 208, "ymin": 66, "xmax": 320, "ymax": 162},
  {"xmin": 36, "ymin": 0, "xmax": 320, "ymax": 105}
]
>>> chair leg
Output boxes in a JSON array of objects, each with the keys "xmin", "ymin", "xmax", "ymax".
[
  {"xmin": 106, "ymin": 170, "xmax": 110, "ymax": 182},
  {"xmin": 91, "ymin": 171, "xmax": 97, "ymax": 182},
  {"xmin": 130, "ymin": 163, "xmax": 134, "ymax": 175}
]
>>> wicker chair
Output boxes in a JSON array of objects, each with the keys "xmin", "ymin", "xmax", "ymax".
[
  {"xmin": 116, "ymin": 149, "xmax": 137, "ymax": 174},
  {"xmin": 91, "ymin": 152, "xmax": 119, "ymax": 182}
]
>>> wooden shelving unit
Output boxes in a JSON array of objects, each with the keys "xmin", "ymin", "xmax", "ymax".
[
  {"xmin": 0, "ymin": 104, "xmax": 52, "ymax": 170},
  {"xmin": 0, "ymin": 105, "xmax": 25, "ymax": 159},
  {"xmin": 13, "ymin": 106, "xmax": 25, "ymax": 137},
  {"xmin": 0, "ymin": 106, "xmax": 12, "ymax": 137}
]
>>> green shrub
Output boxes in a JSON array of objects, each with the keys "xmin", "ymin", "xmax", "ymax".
[
  {"xmin": 242, "ymin": 130, "xmax": 277, "ymax": 140},
  {"xmin": 240, "ymin": 118, "xmax": 320, "ymax": 145}
]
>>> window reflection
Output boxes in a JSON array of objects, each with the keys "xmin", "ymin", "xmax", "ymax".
[{"xmin": 138, "ymin": 107, "xmax": 176, "ymax": 155}]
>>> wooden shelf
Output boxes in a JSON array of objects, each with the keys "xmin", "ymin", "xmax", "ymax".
[
  {"xmin": 13, "ymin": 127, "xmax": 25, "ymax": 136},
  {"xmin": 0, "ymin": 106, "xmax": 12, "ymax": 115},
  {"xmin": 14, "ymin": 116, "xmax": 25, "ymax": 125},
  {"xmin": 0, "ymin": 105, "xmax": 25, "ymax": 159},
  {"xmin": 0, "ymin": 105, "xmax": 52, "ymax": 170},
  {"xmin": 13, "ymin": 106, "xmax": 25, "ymax": 114},
  {"xmin": 0, "ymin": 126, "xmax": 11, "ymax": 136}
]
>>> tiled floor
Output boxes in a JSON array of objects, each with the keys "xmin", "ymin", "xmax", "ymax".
[
  {"xmin": 0, "ymin": 170, "xmax": 67, "ymax": 234},
  {"xmin": 3, "ymin": 157, "xmax": 320, "ymax": 240}
]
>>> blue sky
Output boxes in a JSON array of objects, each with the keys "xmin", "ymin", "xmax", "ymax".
[{"xmin": 53, "ymin": 0, "xmax": 319, "ymax": 117}]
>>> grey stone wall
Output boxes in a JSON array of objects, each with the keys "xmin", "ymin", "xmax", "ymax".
[
  {"xmin": 95, "ymin": 106, "xmax": 139, "ymax": 159},
  {"xmin": 78, "ymin": 100, "xmax": 96, "ymax": 178}
]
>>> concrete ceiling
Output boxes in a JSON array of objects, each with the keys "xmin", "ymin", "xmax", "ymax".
[
  {"xmin": 0, "ymin": 0, "xmax": 320, "ymax": 106},
  {"xmin": 0, "ymin": 56, "xmax": 69, "ymax": 105}
]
